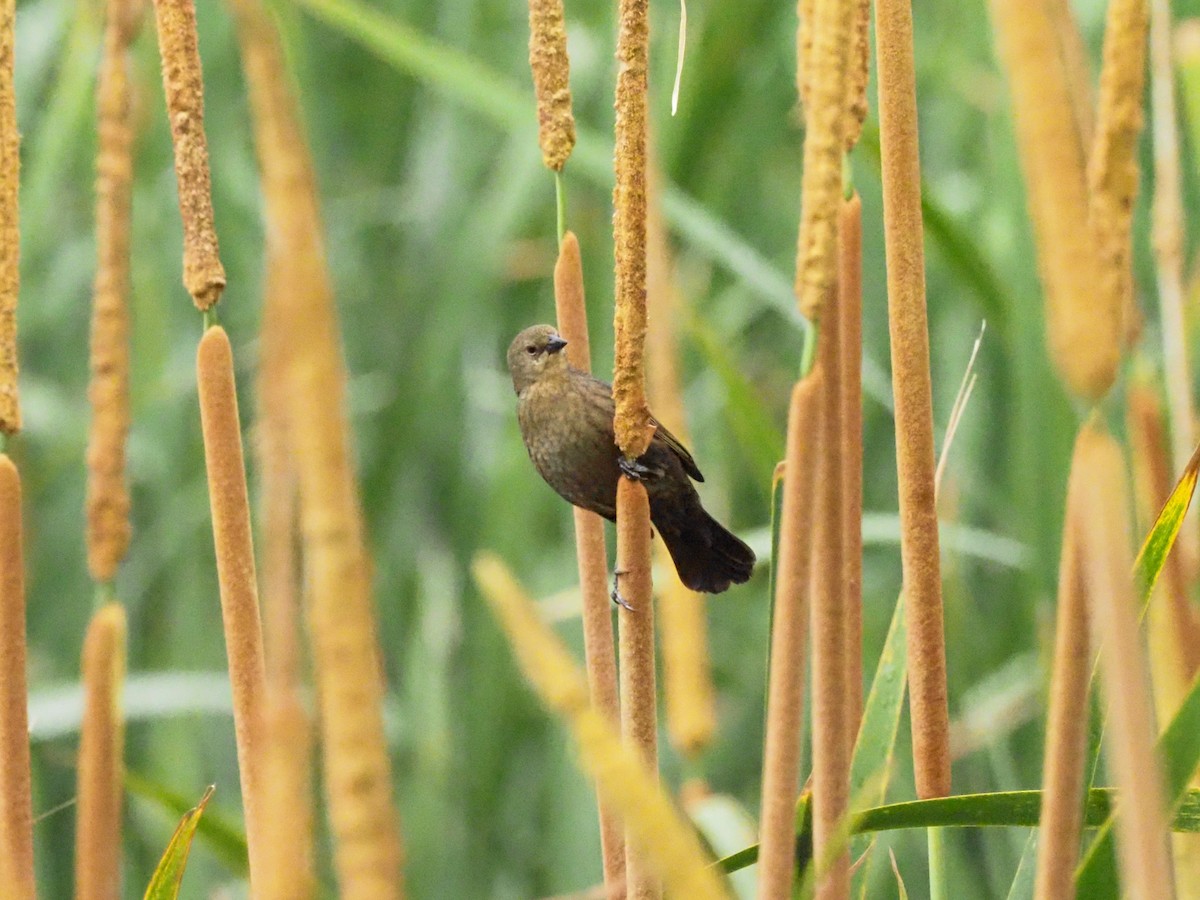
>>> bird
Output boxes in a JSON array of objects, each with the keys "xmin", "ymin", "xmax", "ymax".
[{"xmin": 507, "ymin": 323, "xmax": 756, "ymax": 594}]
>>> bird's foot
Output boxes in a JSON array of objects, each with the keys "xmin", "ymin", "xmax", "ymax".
[
  {"xmin": 619, "ymin": 455, "xmax": 655, "ymax": 481},
  {"xmin": 610, "ymin": 569, "xmax": 634, "ymax": 611}
]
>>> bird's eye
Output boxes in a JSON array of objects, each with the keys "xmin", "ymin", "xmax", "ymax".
[{"xmin": 525, "ymin": 345, "xmax": 538, "ymax": 356}]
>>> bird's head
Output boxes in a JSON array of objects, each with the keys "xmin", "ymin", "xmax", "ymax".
[{"xmin": 507, "ymin": 324, "xmax": 570, "ymax": 394}]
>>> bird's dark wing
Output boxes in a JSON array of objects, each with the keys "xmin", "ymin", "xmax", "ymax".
[
  {"xmin": 577, "ymin": 369, "xmax": 704, "ymax": 482},
  {"xmin": 651, "ymin": 417, "xmax": 704, "ymax": 482}
]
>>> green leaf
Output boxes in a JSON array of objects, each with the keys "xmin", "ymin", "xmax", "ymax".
[
  {"xmin": 1004, "ymin": 830, "xmax": 1037, "ymax": 900},
  {"xmin": 1132, "ymin": 441, "xmax": 1200, "ymax": 605},
  {"xmin": 143, "ymin": 786, "xmax": 215, "ymax": 900},
  {"xmin": 718, "ymin": 789, "xmax": 1200, "ymax": 874},
  {"xmin": 126, "ymin": 771, "xmax": 249, "ymax": 877},
  {"xmin": 850, "ymin": 591, "xmax": 908, "ymax": 897}
]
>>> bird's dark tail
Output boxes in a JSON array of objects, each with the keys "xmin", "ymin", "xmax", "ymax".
[{"xmin": 656, "ymin": 506, "xmax": 756, "ymax": 594}]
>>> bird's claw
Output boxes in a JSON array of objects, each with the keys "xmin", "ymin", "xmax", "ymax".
[
  {"xmin": 619, "ymin": 456, "xmax": 654, "ymax": 481},
  {"xmin": 610, "ymin": 569, "xmax": 635, "ymax": 611}
]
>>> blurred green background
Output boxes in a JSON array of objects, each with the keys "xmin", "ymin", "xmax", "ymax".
[{"xmin": 13, "ymin": 0, "xmax": 1200, "ymax": 895}]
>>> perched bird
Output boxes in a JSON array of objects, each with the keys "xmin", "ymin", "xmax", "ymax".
[{"xmin": 507, "ymin": 323, "xmax": 756, "ymax": 594}]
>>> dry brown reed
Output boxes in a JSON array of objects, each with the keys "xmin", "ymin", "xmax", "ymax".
[
  {"xmin": 617, "ymin": 477, "xmax": 659, "ymax": 900},
  {"xmin": 259, "ymin": 684, "xmax": 316, "ymax": 900},
  {"xmin": 553, "ymin": 231, "xmax": 625, "ymax": 894},
  {"xmin": 646, "ymin": 184, "xmax": 715, "ymax": 758},
  {"xmin": 876, "ymin": 0, "xmax": 951, "ymax": 799},
  {"xmin": 527, "ymin": 0, "xmax": 575, "ymax": 171},
  {"xmin": 73, "ymin": 603, "xmax": 127, "ymax": 900},
  {"xmin": 757, "ymin": 380, "xmax": 822, "ymax": 900},
  {"xmin": 0, "ymin": 0, "xmax": 16, "ymax": 436},
  {"xmin": 1078, "ymin": 423, "xmax": 1174, "ymax": 900},
  {"xmin": 1033, "ymin": 435, "xmax": 1090, "ymax": 900},
  {"xmin": 152, "ymin": 0, "xmax": 226, "ymax": 310},
  {"xmin": 86, "ymin": 0, "xmax": 140, "ymax": 584},
  {"xmin": 613, "ymin": 0, "xmax": 655, "ymax": 460},
  {"xmin": 229, "ymin": 0, "xmax": 404, "ymax": 890},
  {"xmin": 812, "ymin": 290, "xmax": 848, "ymax": 898},
  {"xmin": 612, "ymin": 1, "xmax": 657, "ymax": 895},
  {"xmin": 257, "ymin": 254, "xmax": 304, "ymax": 689},
  {"xmin": 838, "ymin": 193, "xmax": 864, "ymax": 751},
  {"xmin": 473, "ymin": 554, "xmax": 729, "ymax": 900},
  {"xmin": 0, "ymin": 455, "xmax": 32, "ymax": 897},
  {"xmin": 197, "ymin": 325, "xmax": 269, "ymax": 884},
  {"xmin": 1088, "ymin": 0, "xmax": 1149, "ymax": 349},
  {"xmin": 256, "ymin": 195, "xmax": 316, "ymax": 900},
  {"xmin": 989, "ymin": 0, "xmax": 1118, "ymax": 402}
]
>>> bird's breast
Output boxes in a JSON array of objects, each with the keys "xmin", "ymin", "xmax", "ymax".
[{"xmin": 517, "ymin": 379, "xmax": 620, "ymax": 518}]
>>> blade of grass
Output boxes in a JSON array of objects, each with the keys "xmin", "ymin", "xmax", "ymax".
[
  {"xmin": 1005, "ymin": 830, "xmax": 1038, "ymax": 900},
  {"xmin": 125, "ymin": 770, "xmax": 249, "ymax": 876},
  {"xmin": 142, "ymin": 785, "xmax": 215, "ymax": 900},
  {"xmin": 720, "ymin": 787, "xmax": 1200, "ymax": 874}
]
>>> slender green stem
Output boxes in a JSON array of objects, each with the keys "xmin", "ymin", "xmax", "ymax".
[
  {"xmin": 800, "ymin": 319, "xmax": 819, "ymax": 378},
  {"xmin": 203, "ymin": 307, "xmax": 220, "ymax": 331},
  {"xmin": 555, "ymin": 169, "xmax": 567, "ymax": 243},
  {"xmin": 0, "ymin": 431, "xmax": 7, "ymax": 454},
  {"xmin": 928, "ymin": 825, "xmax": 948, "ymax": 900},
  {"xmin": 94, "ymin": 581, "xmax": 116, "ymax": 612}
]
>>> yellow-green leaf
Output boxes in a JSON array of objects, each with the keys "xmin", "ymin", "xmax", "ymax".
[{"xmin": 144, "ymin": 785, "xmax": 215, "ymax": 900}]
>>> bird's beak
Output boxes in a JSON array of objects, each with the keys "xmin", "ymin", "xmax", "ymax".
[{"xmin": 546, "ymin": 335, "xmax": 568, "ymax": 354}]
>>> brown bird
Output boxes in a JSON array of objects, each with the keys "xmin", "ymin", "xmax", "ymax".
[{"xmin": 507, "ymin": 323, "xmax": 756, "ymax": 594}]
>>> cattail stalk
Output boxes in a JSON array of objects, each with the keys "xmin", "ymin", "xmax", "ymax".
[
  {"xmin": 259, "ymin": 683, "xmax": 316, "ymax": 900},
  {"xmin": 257, "ymin": 252, "xmax": 305, "ymax": 690},
  {"xmin": 197, "ymin": 326, "xmax": 269, "ymax": 884},
  {"xmin": 553, "ymin": 231, "xmax": 625, "ymax": 895},
  {"xmin": 618, "ymin": 478, "xmax": 658, "ymax": 900},
  {"xmin": 989, "ymin": 0, "xmax": 1118, "ymax": 401},
  {"xmin": 0, "ymin": 456, "xmax": 32, "ymax": 897},
  {"xmin": 473, "ymin": 555, "xmax": 728, "ymax": 900},
  {"xmin": 612, "ymin": 0, "xmax": 654, "ymax": 459},
  {"xmin": 756, "ymin": 376, "xmax": 822, "ymax": 900},
  {"xmin": 811, "ymin": 290, "xmax": 848, "ymax": 897},
  {"xmin": 1088, "ymin": 0, "xmax": 1149, "ymax": 347},
  {"xmin": 839, "ymin": 194, "xmax": 864, "ymax": 751},
  {"xmin": 1033, "ymin": 435, "xmax": 1090, "ymax": 900},
  {"xmin": 1151, "ymin": 0, "xmax": 1194, "ymax": 484},
  {"xmin": 795, "ymin": 0, "xmax": 854, "ymax": 323},
  {"xmin": 1046, "ymin": 0, "xmax": 1095, "ymax": 157},
  {"xmin": 0, "ymin": 0, "xmax": 17, "ymax": 436},
  {"xmin": 843, "ymin": 0, "xmax": 870, "ymax": 150},
  {"xmin": 613, "ymin": 0, "xmax": 657, "ymax": 896},
  {"xmin": 527, "ymin": 0, "xmax": 575, "ymax": 171},
  {"xmin": 1078, "ymin": 423, "xmax": 1174, "ymax": 900},
  {"xmin": 876, "ymin": 0, "xmax": 951, "ymax": 798},
  {"xmin": 73, "ymin": 604, "xmax": 127, "ymax": 900},
  {"xmin": 646, "ymin": 182, "xmax": 716, "ymax": 758},
  {"xmin": 229, "ymin": 0, "xmax": 404, "ymax": 890},
  {"xmin": 87, "ymin": 0, "xmax": 139, "ymax": 584},
  {"xmin": 151, "ymin": 0, "xmax": 225, "ymax": 310}
]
